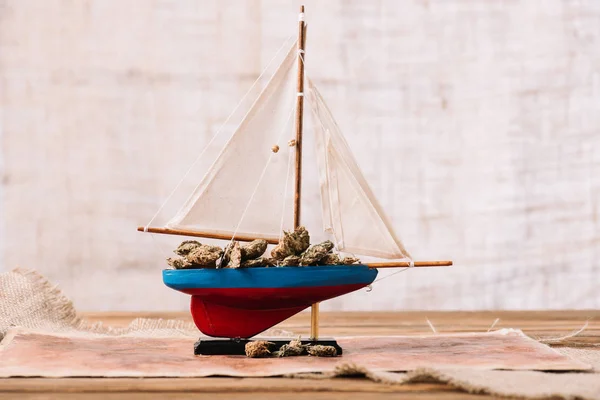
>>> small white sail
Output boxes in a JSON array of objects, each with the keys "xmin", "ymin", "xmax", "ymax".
[
  {"xmin": 307, "ymin": 79, "xmax": 412, "ymax": 260},
  {"xmin": 166, "ymin": 41, "xmax": 298, "ymax": 240}
]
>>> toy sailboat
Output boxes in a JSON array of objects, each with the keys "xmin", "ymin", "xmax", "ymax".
[{"xmin": 138, "ymin": 6, "xmax": 451, "ymax": 349}]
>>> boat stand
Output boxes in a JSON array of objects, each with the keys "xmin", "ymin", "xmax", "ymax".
[
  {"xmin": 194, "ymin": 302, "xmax": 344, "ymax": 356},
  {"xmin": 194, "ymin": 337, "xmax": 342, "ymax": 356}
]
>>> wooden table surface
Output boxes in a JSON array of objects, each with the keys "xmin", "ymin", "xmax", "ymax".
[{"xmin": 1, "ymin": 310, "xmax": 599, "ymax": 399}]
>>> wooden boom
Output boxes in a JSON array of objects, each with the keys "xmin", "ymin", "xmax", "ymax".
[
  {"xmin": 138, "ymin": 227, "xmax": 451, "ymax": 269},
  {"xmin": 367, "ymin": 260, "xmax": 452, "ymax": 268},
  {"xmin": 137, "ymin": 226, "xmax": 280, "ymax": 245}
]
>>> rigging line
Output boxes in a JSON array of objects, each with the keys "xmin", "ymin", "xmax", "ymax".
[
  {"xmin": 279, "ymin": 142, "xmax": 295, "ymax": 241},
  {"xmin": 150, "ymin": 231, "xmax": 171, "ymax": 258},
  {"xmin": 227, "ymin": 104, "xmax": 298, "ymax": 249},
  {"xmin": 144, "ymin": 34, "xmax": 294, "ymax": 230},
  {"xmin": 136, "ymin": 86, "xmax": 173, "ymax": 258},
  {"xmin": 372, "ymin": 260, "xmax": 415, "ymax": 284}
]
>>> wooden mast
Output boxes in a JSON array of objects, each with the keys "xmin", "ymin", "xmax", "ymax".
[
  {"xmin": 293, "ymin": 5, "xmax": 306, "ymax": 229},
  {"xmin": 293, "ymin": 5, "xmax": 319, "ymax": 340}
]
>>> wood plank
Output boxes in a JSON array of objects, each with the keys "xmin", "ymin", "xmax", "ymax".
[
  {"xmin": 81, "ymin": 310, "xmax": 600, "ymax": 337},
  {"xmin": 0, "ymin": 378, "xmax": 452, "ymax": 394},
  {"xmin": 0, "ymin": 392, "xmax": 486, "ymax": 400},
  {"xmin": 2, "ymin": 311, "xmax": 598, "ymax": 399},
  {"xmin": 78, "ymin": 310, "xmax": 600, "ymax": 350}
]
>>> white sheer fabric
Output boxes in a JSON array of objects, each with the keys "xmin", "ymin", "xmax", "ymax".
[
  {"xmin": 306, "ymin": 78, "xmax": 412, "ymax": 260},
  {"xmin": 166, "ymin": 42, "xmax": 298, "ymax": 240}
]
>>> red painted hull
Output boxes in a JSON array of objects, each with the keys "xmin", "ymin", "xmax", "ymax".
[{"xmin": 185, "ymin": 284, "xmax": 366, "ymax": 338}]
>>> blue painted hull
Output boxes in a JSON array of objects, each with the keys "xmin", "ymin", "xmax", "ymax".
[
  {"xmin": 163, "ymin": 264, "xmax": 378, "ymax": 291},
  {"xmin": 163, "ymin": 265, "xmax": 378, "ymax": 338}
]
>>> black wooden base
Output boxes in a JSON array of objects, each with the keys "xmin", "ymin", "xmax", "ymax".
[{"xmin": 194, "ymin": 337, "xmax": 343, "ymax": 356}]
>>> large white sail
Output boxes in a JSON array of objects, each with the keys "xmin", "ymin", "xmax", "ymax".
[
  {"xmin": 164, "ymin": 41, "xmax": 411, "ymax": 260},
  {"xmin": 166, "ymin": 41, "xmax": 298, "ymax": 240},
  {"xmin": 307, "ymin": 79, "xmax": 412, "ymax": 260}
]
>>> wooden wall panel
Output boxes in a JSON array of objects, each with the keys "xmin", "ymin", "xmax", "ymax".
[{"xmin": 1, "ymin": 0, "xmax": 598, "ymax": 311}]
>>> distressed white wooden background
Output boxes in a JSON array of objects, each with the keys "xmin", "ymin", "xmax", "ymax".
[{"xmin": 1, "ymin": 0, "xmax": 599, "ymax": 311}]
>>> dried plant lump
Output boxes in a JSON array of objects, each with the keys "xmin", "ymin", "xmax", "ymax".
[
  {"xmin": 276, "ymin": 339, "xmax": 306, "ymax": 357},
  {"xmin": 271, "ymin": 226, "xmax": 310, "ymax": 260},
  {"xmin": 299, "ymin": 240, "xmax": 335, "ymax": 266},
  {"xmin": 166, "ymin": 257, "xmax": 193, "ymax": 269},
  {"xmin": 320, "ymin": 253, "xmax": 340, "ymax": 265},
  {"xmin": 280, "ymin": 255, "xmax": 301, "ymax": 266},
  {"xmin": 342, "ymin": 256, "xmax": 360, "ymax": 264},
  {"xmin": 241, "ymin": 239, "xmax": 268, "ymax": 260},
  {"xmin": 226, "ymin": 241, "xmax": 242, "ymax": 269},
  {"xmin": 174, "ymin": 240, "xmax": 202, "ymax": 256},
  {"xmin": 307, "ymin": 344, "xmax": 338, "ymax": 357},
  {"xmin": 185, "ymin": 245, "xmax": 223, "ymax": 268},
  {"xmin": 241, "ymin": 257, "xmax": 276, "ymax": 268},
  {"xmin": 285, "ymin": 226, "xmax": 310, "ymax": 255},
  {"xmin": 245, "ymin": 341, "xmax": 275, "ymax": 358},
  {"xmin": 270, "ymin": 244, "xmax": 289, "ymax": 261},
  {"xmin": 223, "ymin": 239, "xmax": 268, "ymax": 267}
]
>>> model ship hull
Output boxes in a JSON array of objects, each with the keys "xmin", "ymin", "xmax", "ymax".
[{"xmin": 163, "ymin": 265, "xmax": 378, "ymax": 338}]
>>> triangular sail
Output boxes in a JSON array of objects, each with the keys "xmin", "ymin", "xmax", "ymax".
[
  {"xmin": 166, "ymin": 41, "xmax": 298, "ymax": 240},
  {"xmin": 307, "ymin": 79, "xmax": 412, "ymax": 260}
]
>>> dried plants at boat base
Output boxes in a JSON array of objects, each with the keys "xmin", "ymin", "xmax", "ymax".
[
  {"xmin": 244, "ymin": 340, "xmax": 275, "ymax": 358},
  {"xmin": 167, "ymin": 226, "xmax": 360, "ymax": 269},
  {"xmin": 244, "ymin": 339, "xmax": 338, "ymax": 358}
]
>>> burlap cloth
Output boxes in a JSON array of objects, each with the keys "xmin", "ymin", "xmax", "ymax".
[{"xmin": 1, "ymin": 269, "xmax": 599, "ymax": 399}]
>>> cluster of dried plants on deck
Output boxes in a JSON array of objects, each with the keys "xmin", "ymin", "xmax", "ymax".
[{"xmin": 167, "ymin": 226, "xmax": 360, "ymax": 269}]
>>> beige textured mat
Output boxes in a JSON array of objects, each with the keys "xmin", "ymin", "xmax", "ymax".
[{"xmin": 0, "ymin": 327, "xmax": 590, "ymax": 378}]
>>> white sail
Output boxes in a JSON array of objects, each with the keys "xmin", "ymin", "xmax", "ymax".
[
  {"xmin": 307, "ymin": 79, "xmax": 412, "ymax": 260},
  {"xmin": 166, "ymin": 41, "xmax": 298, "ymax": 240}
]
